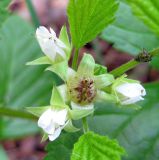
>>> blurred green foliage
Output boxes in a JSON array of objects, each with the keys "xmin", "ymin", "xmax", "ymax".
[
  {"xmin": 0, "ymin": 16, "xmax": 60, "ymax": 139},
  {"xmin": 0, "ymin": 0, "xmax": 159, "ymax": 160}
]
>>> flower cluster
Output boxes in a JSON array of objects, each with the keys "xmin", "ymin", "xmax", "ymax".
[{"xmin": 27, "ymin": 26, "xmax": 146, "ymax": 141}]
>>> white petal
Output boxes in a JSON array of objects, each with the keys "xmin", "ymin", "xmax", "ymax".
[
  {"xmin": 38, "ymin": 109, "xmax": 53, "ymax": 130},
  {"xmin": 48, "ymin": 127, "xmax": 62, "ymax": 141},
  {"xmin": 43, "ymin": 123, "xmax": 55, "ymax": 135},
  {"xmin": 36, "ymin": 26, "xmax": 51, "ymax": 39},
  {"xmin": 56, "ymin": 39, "xmax": 66, "ymax": 48},
  {"xmin": 55, "ymin": 45, "xmax": 66, "ymax": 58},
  {"xmin": 50, "ymin": 27, "xmax": 56, "ymax": 38},
  {"xmin": 121, "ymin": 96, "xmax": 144, "ymax": 105},
  {"xmin": 52, "ymin": 109, "xmax": 68, "ymax": 125},
  {"xmin": 71, "ymin": 101, "xmax": 94, "ymax": 110},
  {"xmin": 116, "ymin": 83, "xmax": 146, "ymax": 98},
  {"xmin": 38, "ymin": 39, "xmax": 56, "ymax": 60}
]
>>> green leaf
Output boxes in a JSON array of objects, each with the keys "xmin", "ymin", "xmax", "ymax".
[
  {"xmin": 0, "ymin": 0, "xmax": 11, "ymax": 27},
  {"xmin": 67, "ymin": 0, "xmax": 119, "ymax": 48},
  {"xmin": 0, "ymin": 16, "xmax": 59, "ymax": 139},
  {"xmin": 44, "ymin": 133, "xmax": 81, "ymax": 160},
  {"xmin": 126, "ymin": 0, "xmax": 159, "ymax": 36},
  {"xmin": 0, "ymin": 146, "xmax": 8, "ymax": 160},
  {"xmin": 71, "ymin": 132, "xmax": 125, "ymax": 160},
  {"xmin": 101, "ymin": 1, "xmax": 159, "ymax": 55},
  {"xmin": 88, "ymin": 82, "xmax": 159, "ymax": 160}
]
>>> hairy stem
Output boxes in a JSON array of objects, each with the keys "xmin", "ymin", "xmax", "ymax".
[
  {"xmin": 82, "ymin": 117, "xmax": 89, "ymax": 133},
  {"xmin": 110, "ymin": 60, "xmax": 139, "ymax": 77},
  {"xmin": 0, "ymin": 108, "xmax": 37, "ymax": 121},
  {"xmin": 110, "ymin": 48, "xmax": 159, "ymax": 77}
]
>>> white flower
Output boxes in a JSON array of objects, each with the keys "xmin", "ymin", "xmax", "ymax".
[
  {"xmin": 36, "ymin": 26, "xmax": 66, "ymax": 60},
  {"xmin": 116, "ymin": 83, "xmax": 146, "ymax": 105},
  {"xmin": 38, "ymin": 108, "xmax": 67, "ymax": 141},
  {"xmin": 57, "ymin": 54, "xmax": 115, "ymax": 111}
]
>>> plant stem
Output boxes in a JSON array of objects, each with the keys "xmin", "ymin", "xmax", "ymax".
[
  {"xmin": 72, "ymin": 48, "xmax": 80, "ymax": 70},
  {"xmin": 26, "ymin": 0, "xmax": 40, "ymax": 28},
  {"xmin": 110, "ymin": 60, "xmax": 139, "ymax": 77},
  {"xmin": 110, "ymin": 47, "xmax": 159, "ymax": 77},
  {"xmin": 82, "ymin": 117, "xmax": 89, "ymax": 133},
  {"xmin": 0, "ymin": 108, "xmax": 37, "ymax": 121}
]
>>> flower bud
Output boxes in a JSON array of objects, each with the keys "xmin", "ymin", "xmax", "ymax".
[{"xmin": 114, "ymin": 82, "xmax": 146, "ymax": 105}]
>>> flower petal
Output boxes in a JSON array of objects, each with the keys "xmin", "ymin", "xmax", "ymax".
[
  {"xmin": 38, "ymin": 109, "xmax": 53, "ymax": 131},
  {"xmin": 52, "ymin": 109, "xmax": 68, "ymax": 125},
  {"xmin": 71, "ymin": 101, "xmax": 94, "ymax": 110},
  {"xmin": 116, "ymin": 83, "xmax": 146, "ymax": 98},
  {"xmin": 36, "ymin": 26, "xmax": 50, "ymax": 39},
  {"xmin": 77, "ymin": 53, "xmax": 95, "ymax": 77},
  {"xmin": 56, "ymin": 38, "xmax": 66, "ymax": 48},
  {"xmin": 121, "ymin": 96, "xmax": 144, "ymax": 105},
  {"xmin": 48, "ymin": 127, "xmax": 62, "ymax": 141}
]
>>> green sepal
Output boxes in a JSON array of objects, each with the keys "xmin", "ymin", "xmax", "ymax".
[
  {"xmin": 46, "ymin": 61, "xmax": 68, "ymax": 81},
  {"xmin": 112, "ymin": 74, "xmax": 139, "ymax": 89},
  {"xmin": 117, "ymin": 104, "xmax": 141, "ymax": 110},
  {"xmin": 64, "ymin": 120, "xmax": 80, "ymax": 132},
  {"xmin": 50, "ymin": 86, "xmax": 68, "ymax": 109},
  {"xmin": 94, "ymin": 64, "xmax": 107, "ymax": 75},
  {"xmin": 26, "ymin": 106, "xmax": 50, "ymax": 117},
  {"xmin": 77, "ymin": 53, "xmax": 95, "ymax": 77},
  {"xmin": 59, "ymin": 25, "xmax": 72, "ymax": 60},
  {"xmin": 96, "ymin": 90, "xmax": 117, "ymax": 103},
  {"xmin": 69, "ymin": 108, "xmax": 94, "ymax": 120},
  {"xmin": 57, "ymin": 84, "xmax": 70, "ymax": 103},
  {"xmin": 26, "ymin": 56, "xmax": 52, "ymax": 65},
  {"xmin": 41, "ymin": 133, "xmax": 48, "ymax": 142},
  {"xmin": 94, "ymin": 74, "xmax": 114, "ymax": 89}
]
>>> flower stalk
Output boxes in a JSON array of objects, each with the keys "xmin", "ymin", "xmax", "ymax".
[
  {"xmin": 82, "ymin": 117, "xmax": 89, "ymax": 133},
  {"xmin": 110, "ymin": 47, "xmax": 159, "ymax": 77}
]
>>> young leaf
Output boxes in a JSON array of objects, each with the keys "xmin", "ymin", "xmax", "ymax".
[
  {"xmin": 126, "ymin": 0, "xmax": 159, "ymax": 35},
  {"xmin": 71, "ymin": 132, "xmax": 125, "ymax": 160},
  {"xmin": 67, "ymin": 0, "xmax": 119, "ymax": 48}
]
